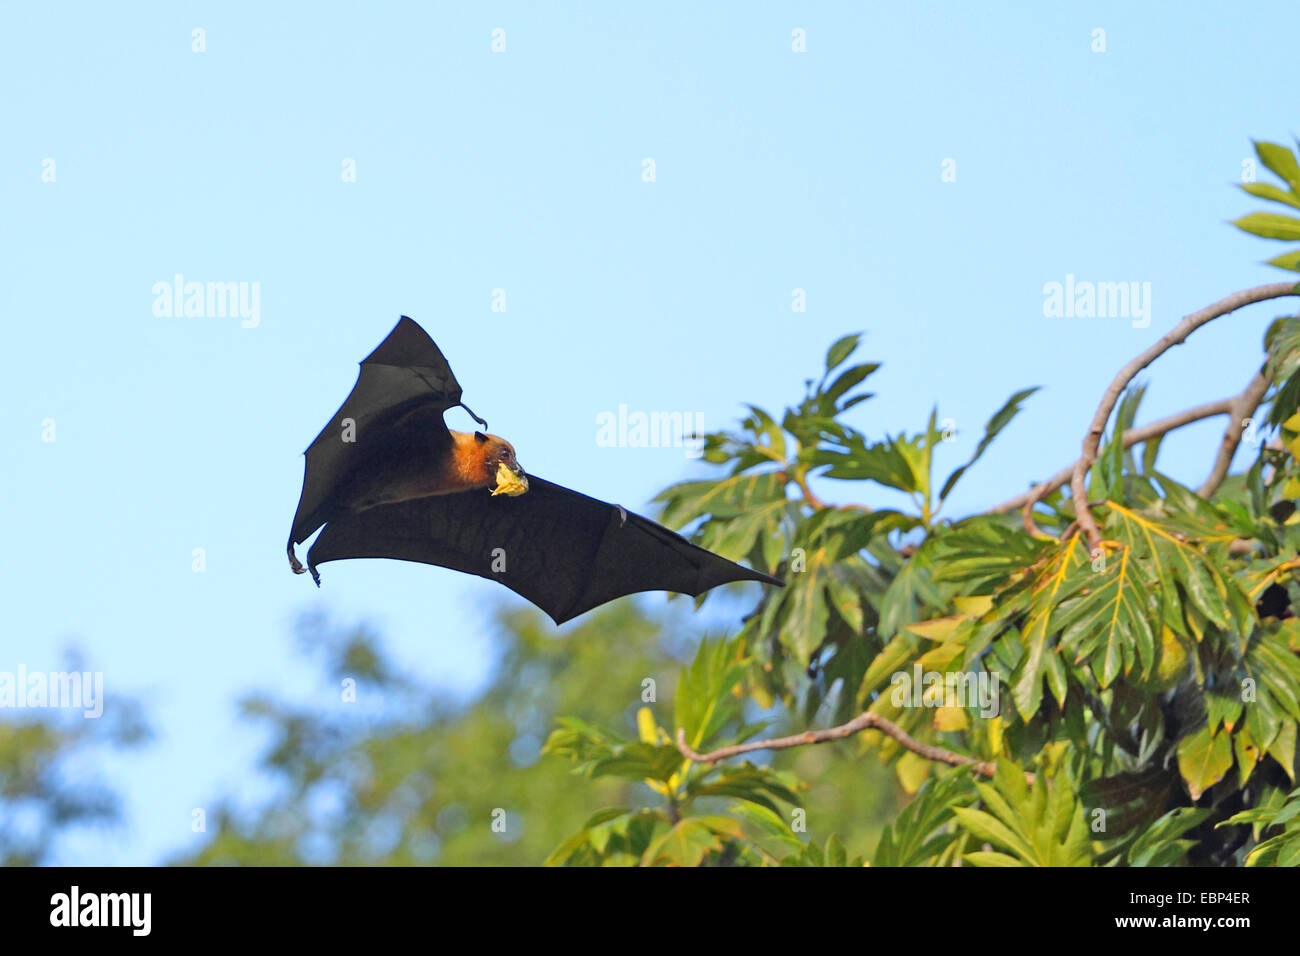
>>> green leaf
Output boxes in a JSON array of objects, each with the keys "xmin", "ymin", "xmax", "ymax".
[
  {"xmin": 825, "ymin": 333, "xmax": 862, "ymax": 373},
  {"xmin": 1268, "ymin": 720, "xmax": 1296, "ymax": 782},
  {"xmin": 675, "ymin": 636, "xmax": 750, "ymax": 750},
  {"xmin": 929, "ymin": 516, "xmax": 1049, "ymax": 592},
  {"xmin": 816, "ymin": 434, "xmax": 920, "ymax": 491},
  {"xmin": 1013, "ymin": 538, "xmax": 1089, "ymax": 719},
  {"xmin": 729, "ymin": 802, "xmax": 805, "ymax": 854},
  {"xmin": 590, "ymin": 741, "xmax": 684, "ymax": 783},
  {"xmin": 655, "ymin": 471, "xmax": 786, "ymax": 528},
  {"xmin": 962, "ymin": 850, "xmax": 1027, "ymax": 867},
  {"xmin": 952, "ymin": 807, "xmax": 1035, "ymax": 860},
  {"xmin": 1233, "ymin": 212, "xmax": 1300, "ymax": 241},
  {"xmin": 954, "ymin": 762, "xmax": 1093, "ymax": 866},
  {"xmin": 641, "ymin": 817, "xmax": 735, "ymax": 867},
  {"xmin": 582, "ymin": 807, "xmax": 632, "ymax": 829},
  {"xmin": 1255, "ymin": 140, "xmax": 1300, "ymax": 192},
  {"xmin": 743, "ymin": 405, "xmax": 787, "ymax": 461},
  {"xmin": 779, "ymin": 554, "xmax": 833, "ymax": 659},
  {"xmin": 1053, "ymin": 546, "xmax": 1156, "ymax": 689},
  {"xmin": 826, "ymin": 834, "xmax": 848, "ymax": 867},
  {"xmin": 1127, "ymin": 806, "xmax": 1211, "ymax": 866},
  {"xmin": 823, "ymin": 362, "xmax": 880, "ymax": 406},
  {"xmin": 939, "ymin": 387, "xmax": 1039, "ymax": 504},
  {"xmin": 687, "ymin": 762, "xmax": 802, "ymax": 812},
  {"xmin": 872, "ymin": 769, "xmax": 975, "ymax": 866},
  {"xmin": 1266, "ymin": 250, "xmax": 1300, "ymax": 272},
  {"xmin": 1176, "ymin": 725, "xmax": 1234, "ymax": 800},
  {"xmin": 781, "ymin": 834, "xmax": 864, "ymax": 867},
  {"xmin": 1240, "ymin": 181, "xmax": 1300, "ymax": 211},
  {"xmin": 877, "ymin": 549, "xmax": 942, "ymax": 640}
]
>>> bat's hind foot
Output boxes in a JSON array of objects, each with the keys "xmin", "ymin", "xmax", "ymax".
[{"xmin": 288, "ymin": 537, "xmax": 321, "ymax": 586}]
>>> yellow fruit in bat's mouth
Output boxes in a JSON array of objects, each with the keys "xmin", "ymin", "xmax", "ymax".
[{"xmin": 491, "ymin": 461, "xmax": 529, "ymax": 497}]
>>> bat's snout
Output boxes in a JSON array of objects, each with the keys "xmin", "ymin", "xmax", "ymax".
[
  {"xmin": 491, "ymin": 460, "xmax": 530, "ymax": 497},
  {"xmin": 510, "ymin": 462, "xmax": 529, "ymax": 494}
]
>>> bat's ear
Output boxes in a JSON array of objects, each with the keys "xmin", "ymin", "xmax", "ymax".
[{"xmin": 474, "ymin": 431, "xmax": 489, "ymax": 443}]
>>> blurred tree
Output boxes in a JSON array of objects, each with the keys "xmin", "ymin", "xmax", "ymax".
[
  {"xmin": 176, "ymin": 603, "xmax": 660, "ymax": 864},
  {"xmin": 0, "ymin": 655, "xmax": 150, "ymax": 866},
  {"xmin": 176, "ymin": 602, "xmax": 901, "ymax": 866}
]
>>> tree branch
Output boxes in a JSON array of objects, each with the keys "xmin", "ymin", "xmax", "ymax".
[
  {"xmin": 676, "ymin": 717, "xmax": 999, "ymax": 777},
  {"xmin": 788, "ymin": 469, "xmax": 828, "ymax": 510},
  {"xmin": 1197, "ymin": 367, "xmax": 1271, "ymax": 498},
  {"xmin": 1069, "ymin": 282, "xmax": 1300, "ymax": 549},
  {"xmin": 1000, "ymin": 397, "xmax": 1235, "ymax": 518}
]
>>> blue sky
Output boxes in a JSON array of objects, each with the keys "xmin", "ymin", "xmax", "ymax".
[{"xmin": 2, "ymin": 2, "xmax": 1297, "ymax": 864}]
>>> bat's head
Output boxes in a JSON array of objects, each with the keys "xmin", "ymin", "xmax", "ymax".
[{"xmin": 476, "ymin": 431, "xmax": 529, "ymax": 496}]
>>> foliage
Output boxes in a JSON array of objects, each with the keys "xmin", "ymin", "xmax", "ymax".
[
  {"xmin": 173, "ymin": 604, "xmax": 897, "ymax": 865},
  {"xmin": 543, "ymin": 635, "xmax": 808, "ymax": 865},
  {"xmin": 1217, "ymin": 784, "xmax": 1300, "ymax": 865},
  {"xmin": 175, "ymin": 604, "xmax": 688, "ymax": 865},
  {"xmin": 1235, "ymin": 139, "xmax": 1300, "ymax": 272},
  {"xmin": 0, "ymin": 659, "xmax": 150, "ymax": 866},
  {"xmin": 542, "ymin": 152, "xmax": 1300, "ymax": 864}
]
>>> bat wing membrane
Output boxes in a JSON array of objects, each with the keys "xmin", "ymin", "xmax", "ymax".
[
  {"xmin": 306, "ymin": 477, "xmax": 781, "ymax": 624},
  {"xmin": 288, "ymin": 317, "xmax": 464, "ymax": 548}
]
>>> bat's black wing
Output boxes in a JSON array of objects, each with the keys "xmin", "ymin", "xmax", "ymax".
[
  {"xmin": 305, "ymin": 477, "xmax": 782, "ymax": 624},
  {"xmin": 288, "ymin": 317, "xmax": 470, "ymax": 563}
]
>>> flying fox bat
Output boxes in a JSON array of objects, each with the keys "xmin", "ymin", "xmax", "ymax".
[{"xmin": 286, "ymin": 317, "xmax": 781, "ymax": 624}]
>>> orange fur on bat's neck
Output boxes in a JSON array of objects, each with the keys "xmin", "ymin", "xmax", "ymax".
[{"xmin": 444, "ymin": 430, "xmax": 509, "ymax": 492}]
